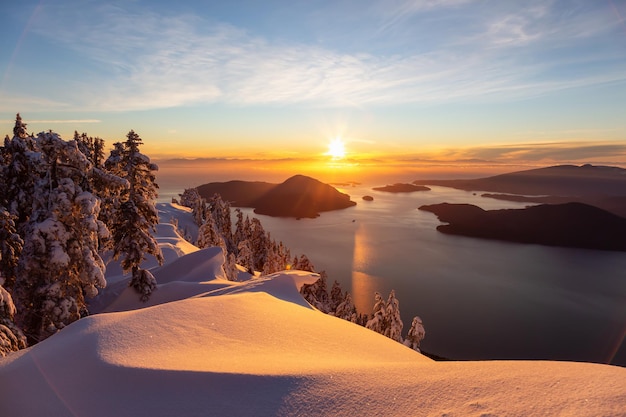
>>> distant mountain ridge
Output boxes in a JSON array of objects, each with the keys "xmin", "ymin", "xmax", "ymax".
[
  {"xmin": 413, "ymin": 164, "xmax": 626, "ymax": 196},
  {"xmin": 197, "ymin": 174, "xmax": 356, "ymax": 218},
  {"xmin": 413, "ymin": 164, "xmax": 626, "ymax": 217}
]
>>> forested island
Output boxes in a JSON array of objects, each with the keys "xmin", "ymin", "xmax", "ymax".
[
  {"xmin": 197, "ymin": 174, "xmax": 356, "ymax": 218},
  {"xmin": 373, "ymin": 183, "xmax": 430, "ymax": 193},
  {"xmin": 419, "ymin": 202, "xmax": 626, "ymax": 252}
]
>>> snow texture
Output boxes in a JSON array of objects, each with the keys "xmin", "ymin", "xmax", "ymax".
[{"xmin": 0, "ymin": 203, "xmax": 624, "ymax": 417}]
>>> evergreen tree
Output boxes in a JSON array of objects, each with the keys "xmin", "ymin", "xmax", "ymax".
[
  {"xmin": 248, "ymin": 218, "xmax": 268, "ymax": 271},
  {"xmin": 365, "ymin": 292, "xmax": 386, "ymax": 334},
  {"xmin": 208, "ymin": 194, "xmax": 234, "ymax": 254},
  {"xmin": 12, "ymin": 113, "xmax": 28, "ymax": 139},
  {"xmin": 14, "ymin": 131, "xmax": 108, "ymax": 343},
  {"xmin": 224, "ymin": 252, "xmax": 239, "ymax": 281},
  {"xmin": 1, "ymin": 115, "xmax": 40, "ymax": 227},
  {"xmin": 236, "ymin": 240, "xmax": 254, "ymax": 274},
  {"xmin": 384, "ymin": 290, "xmax": 403, "ymax": 342},
  {"xmin": 0, "ymin": 285, "xmax": 26, "ymax": 356},
  {"xmin": 233, "ymin": 208, "xmax": 246, "ymax": 251},
  {"xmin": 106, "ymin": 130, "xmax": 163, "ymax": 301},
  {"xmin": 197, "ymin": 213, "xmax": 221, "ymax": 249},
  {"xmin": 300, "ymin": 272, "xmax": 330, "ymax": 313},
  {"xmin": 330, "ymin": 280, "xmax": 344, "ymax": 312},
  {"xmin": 334, "ymin": 292, "xmax": 357, "ymax": 322},
  {"xmin": 0, "ymin": 208, "xmax": 23, "ymax": 291},
  {"xmin": 294, "ymin": 254, "xmax": 315, "ymax": 272},
  {"xmin": 403, "ymin": 316, "xmax": 426, "ymax": 352}
]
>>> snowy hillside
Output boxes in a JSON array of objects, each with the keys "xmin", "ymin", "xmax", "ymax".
[{"xmin": 0, "ymin": 203, "xmax": 624, "ymax": 417}]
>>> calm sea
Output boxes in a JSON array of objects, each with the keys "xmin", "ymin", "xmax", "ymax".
[{"xmin": 159, "ymin": 180, "xmax": 626, "ymax": 366}]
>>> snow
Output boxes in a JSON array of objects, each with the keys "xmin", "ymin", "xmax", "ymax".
[{"xmin": 0, "ymin": 203, "xmax": 624, "ymax": 417}]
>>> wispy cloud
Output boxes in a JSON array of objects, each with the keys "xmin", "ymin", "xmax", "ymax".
[
  {"xmin": 17, "ymin": 0, "xmax": 626, "ymax": 112},
  {"xmin": 444, "ymin": 141, "xmax": 626, "ymax": 163}
]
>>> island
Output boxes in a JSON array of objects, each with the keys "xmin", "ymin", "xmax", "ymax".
[
  {"xmin": 418, "ymin": 202, "xmax": 626, "ymax": 252},
  {"xmin": 197, "ymin": 174, "xmax": 356, "ymax": 218},
  {"xmin": 373, "ymin": 183, "xmax": 430, "ymax": 193},
  {"xmin": 362, "ymin": 195, "xmax": 374, "ymax": 201}
]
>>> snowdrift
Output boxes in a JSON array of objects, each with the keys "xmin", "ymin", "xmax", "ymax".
[{"xmin": 1, "ymin": 203, "xmax": 624, "ymax": 417}]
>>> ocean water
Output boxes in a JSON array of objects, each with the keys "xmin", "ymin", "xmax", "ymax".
[{"xmin": 160, "ymin": 182, "xmax": 626, "ymax": 366}]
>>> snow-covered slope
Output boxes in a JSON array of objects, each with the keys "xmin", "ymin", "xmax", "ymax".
[{"xmin": 0, "ymin": 203, "xmax": 624, "ymax": 417}]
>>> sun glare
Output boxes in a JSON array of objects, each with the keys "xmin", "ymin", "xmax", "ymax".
[{"xmin": 327, "ymin": 137, "xmax": 346, "ymax": 160}]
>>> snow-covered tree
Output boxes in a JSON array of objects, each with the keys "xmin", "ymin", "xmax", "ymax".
[
  {"xmin": 179, "ymin": 188, "xmax": 202, "ymax": 209},
  {"xmin": 106, "ymin": 130, "xmax": 163, "ymax": 301},
  {"xmin": 330, "ymin": 280, "xmax": 344, "ymax": 312},
  {"xmin": 293, "ymin": 254, "xmax": 315, "ymax": 272},
  {"xmin": 224, "ymin": 252, "xmax": 239, "ymax": 281},
  {"xmin": 247, "ymin": 217, "xmax": 267, "ymax": 271},
  {"xmin": 384, "ymin": 290, "xmax": 403, "ymax": 343},
  {"xmin": 300, "ymin": 271, "xmax": 330, "ymax": 312},
  {"xmin": 197, "ymin": 214, "xmax": 221, "ymax": 249},
  {"xmin": 181, "ymin": 189, "xmax": 206, "ymax": 227},
  {"xmin": 236, "ymin": 240, "xmax": 254, "ymax": 274},
  {"xmin": 403, "ymin": 316, "xmax": 425, "ymax": 352},
  {"xmin": 74, "ymin": 131, "xmax": 105, "ymax": 169},
  {"xmin": 14, "ymin": 131, "xmax": 108, "ymax": 343},
  {"xmin": 1, "ymin": 114, "xmax": 40, "ymax": 228},
  {"xmin": 365, "ymin": 292, "xmax": 386, "ymax": 334},
  {"xmin": 208, "ymin": 194, "xmax": 234, "ymax": 253},
  {"xmin": 0, "ymin": 285, "xmax": 26, "ymax": 356},
  {"xmin": 233, "ymin": 208, "xmax": 246, "ymax": 250},
  {"xmin": 0, "ymin": 208, "xmax": 23, "ymax": 290},
  {"xmin": 334, "ymin": 292, "xmax": 357, "ymax": 322},
  {"xmin": 12, "ymin": 113, "xmax": 28, "ymax": 139},
  {"xmin": 262, "ymin": 238, "xmax": 292, "ymax": 275}
]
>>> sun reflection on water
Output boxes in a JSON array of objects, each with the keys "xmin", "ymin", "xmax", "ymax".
[{"xmin": 351, "ymin": 223, "xmax": 382, "ymax": 314}]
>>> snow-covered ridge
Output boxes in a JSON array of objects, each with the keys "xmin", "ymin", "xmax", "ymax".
[{"xmin": 0, "ymin": 203, "xmax": 624, "ymax": 417}]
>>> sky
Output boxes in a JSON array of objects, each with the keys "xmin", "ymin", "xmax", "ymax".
[{"xmin": 0, "ymin": 0, "xmax": 625, "ymax": 179}]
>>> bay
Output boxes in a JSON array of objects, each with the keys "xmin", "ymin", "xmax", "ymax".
[{"xmin": 160, "ymin": 181, "xmax": 626, "ymax": 366}]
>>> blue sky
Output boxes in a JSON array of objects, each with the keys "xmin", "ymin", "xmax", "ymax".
[{"xmin": 0, "ymin": 0, "xmax": 625, "ymax": 168}]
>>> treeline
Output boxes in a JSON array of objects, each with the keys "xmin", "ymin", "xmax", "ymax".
[
  {"xmin": 176, "ymin": 188, "xmax": 426, "ymax": 352},
  {"xmin": 0, "ymin": 114, "xmax": 162, "ymax": 354},
  {"xmin": 0, "ymin": 113, "xmax": 425, "ymax": 358}
]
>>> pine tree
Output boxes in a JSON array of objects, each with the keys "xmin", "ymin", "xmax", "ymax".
[
  {"xmin": 300, "ymin": 272, "xmax": 330, "ymax": 313},
  {"xmin": 329, "ymin": 280, "xmax": 344, "ymax": 312},
  {"xmin": 403, "ymin": 316, "xmax": 425, "ymax": 352},
  {"xmin": 12, "ymin": 113, "xmax": 28, "ymax": 139},
  {"xmin": 233, "ymin": 208, "xmax": 246, "ymax": 250},
  {"xmin": 224, "ymin": 252, "xmax": 239, "ymax": 281},
  {"xmin": 1, "ymin": 115, "xmax": 40, "ymax": 228},
  {"xmin": 365, "ymin": 292, "xmax": 386, "ymax": 334},
  {"xmin": 208, "ymin": 194, "xmax": 234, "ymax": 254},
  {"xmin": 236, "ymin": 240, "xmax": 254, "ymax": 274},
  {"xmin": 179, "ymin": 187, "xmax": 202, "ymax": 209},
  {"xmin": 294, "ymin": 254, "xmax": 315, "ymax": 272},
  {"xmin": 384, "ymin": 290, "xmax": 403, "ymax": 342},
  {"xmin": 106, "ymin": 130, "xmax": 163, "ymax": 301},
  {"xmin": 334, "ymin": 292, "xmax": 357, "ymax": 322},
  {"xmin": 197, "ymin": 213, "xmax": 221, "ymax": 249},
  {"xmin": 14, "ymin": 131, "xmax": 108, "ymax": 343},
  {"xmin": 0, "ymin": 284, "xmax": 26, "ymax": 356},
  {"xmin": 0, "ymin": 208, "xmax": 23, "ymax": 291},
  {"xmin": 249, "ymin": 218, "xmax": 268, "ymax": 271}
]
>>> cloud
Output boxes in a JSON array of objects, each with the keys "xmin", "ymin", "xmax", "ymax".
[
  {"xmin": 19, "ymin": 1, "xmax": 626, "ymax": 112},
  {"xmin": 447, "ymin": 141, "xmax": 626, "ymax": 163}
]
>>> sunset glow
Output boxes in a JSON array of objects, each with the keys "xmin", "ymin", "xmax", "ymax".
[
  {"xmin": 327, "ymin": 137, "xmax": 346, "ymax": 160},
  {"xmin": 0, "ymin": 1, "xmax": 625, "ymax": 173}
]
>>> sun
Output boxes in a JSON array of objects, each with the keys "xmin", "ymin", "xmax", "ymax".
[{"xmin": 327, "ymin": 137, "xmax": 346, "ymax": 160}]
